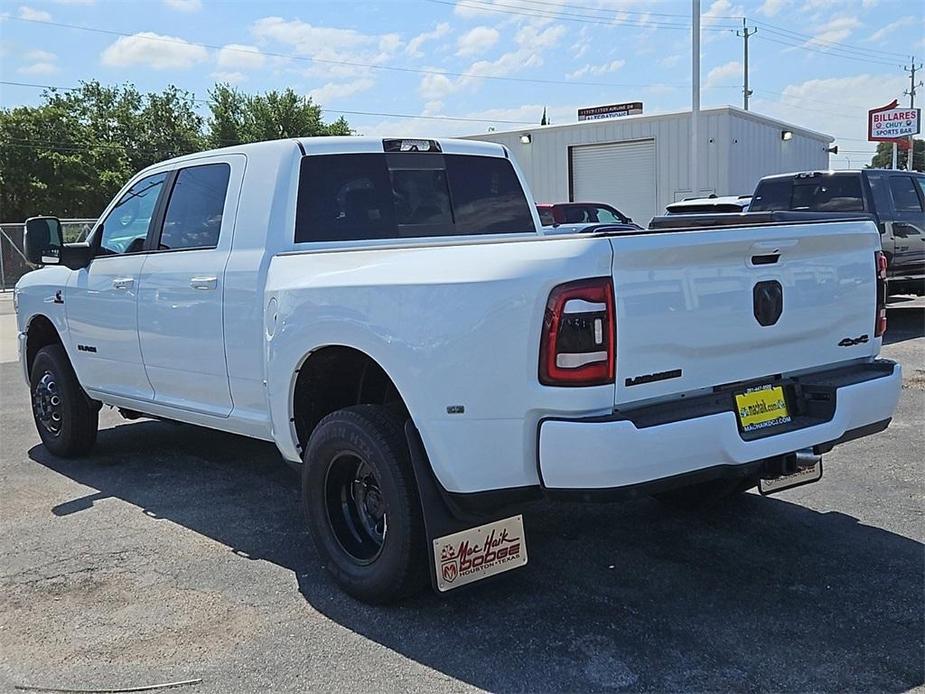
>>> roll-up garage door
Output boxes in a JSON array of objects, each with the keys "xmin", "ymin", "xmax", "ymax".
[{"xmin": 570, "ymin": 139, "xmax": 656, "ymax": 226}]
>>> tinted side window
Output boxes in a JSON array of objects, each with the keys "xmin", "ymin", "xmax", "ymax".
[
  {"xmin": 748, "ymin": 178, "xmax": 791, "ymax": 211},
  {"xmin": 295, "ymin": 153, "xmax": 535, "ymax": 242},
  {"xmin": 537, "ymin": 208, "xmax": 555, "ymax": 226},
  {"xmin": 866, "ymin": 172, "xmax": 893, "ymax": 215},
  {"xmin": 888, "ymin": 176, "xmax": 923, "ymax": 212},
  {"xmin": 98, "ymin": 172, "xmax": 167, "ymax": 255},
  {"xmin": 158, "ymin": 164, "xmax": 231, "ymax": 251}
]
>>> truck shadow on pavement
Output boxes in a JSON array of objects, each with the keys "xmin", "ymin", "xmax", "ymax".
[
  {"xmin": 884, "ymin": 304, "xmax": 924, "ymax": 345},
  {"xmin": 29, "ymin": 419, "xmax": 925, "ymax": 693}
]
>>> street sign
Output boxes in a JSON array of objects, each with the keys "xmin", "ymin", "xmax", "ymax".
[
  {"xmin": 578, "ymin": 101, "xmax": 643, "ymax": 121},
  {"xmin": 868, "ymin": 99, "xmax": 921, "ymax": 141}
]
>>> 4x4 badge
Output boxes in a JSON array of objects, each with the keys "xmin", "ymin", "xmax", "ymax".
[{"xmin": 838, "ymin": 334, "xmax": 869, "ymax": 347}]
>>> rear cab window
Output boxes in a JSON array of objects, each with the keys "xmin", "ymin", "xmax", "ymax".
[
  {"xmin": 295, "ymin": 148, "xmax": 536, "ymax": 243},
  {"xmin": 750, "ymin": 174, "xmax": 865, "ymax": 212}
]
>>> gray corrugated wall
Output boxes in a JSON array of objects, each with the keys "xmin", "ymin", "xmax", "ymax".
[{"xmin": 464, "ymin": 107, "xmax": 831, "ymax": 214}]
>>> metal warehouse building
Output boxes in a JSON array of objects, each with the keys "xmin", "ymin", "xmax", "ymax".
[{"xmin": 464, "ymin": 105, "xmax": 834, "ymax": 225}]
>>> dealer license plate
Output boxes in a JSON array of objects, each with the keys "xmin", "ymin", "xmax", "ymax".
[
  {"xmin": 735, "ymin": 384, "xmax": 791, "ymax": 433},
  {"xmin": 434, "ymin": 515, "xmax": 528, "ymax": 592}
]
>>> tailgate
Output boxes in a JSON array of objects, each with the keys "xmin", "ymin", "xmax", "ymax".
[{"xmin": 609, "ymin": 220, "xmax": 881, "ymax": 407}]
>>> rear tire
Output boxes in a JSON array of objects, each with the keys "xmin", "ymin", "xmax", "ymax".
[
  {"xmin": 302, "ymin": 404, "xmax": 427, "ymax": 604},
  {"xmin": 29, "ymin": 344, "xmax": 98, "ymax": 457},
  {"xmin": 653, "ymin": 475, "xmax": 757, "ymax": 511}
]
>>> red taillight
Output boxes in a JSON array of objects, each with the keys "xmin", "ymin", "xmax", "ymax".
[
  {"xmin": 539, "ymin": 277, "xmax": 615, "ymax": 386},
  {"xmin": 875, "ymin": 251, "xmax": 887, "ymax": 338}
]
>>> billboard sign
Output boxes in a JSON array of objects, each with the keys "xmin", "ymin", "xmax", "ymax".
[
  {"xmin": 868, "ymin": 99, "xmax": 921, "ymax": 141},
  {"xmin": 578, "ymin": 101, "xmax": 643, "ymax": 121}
]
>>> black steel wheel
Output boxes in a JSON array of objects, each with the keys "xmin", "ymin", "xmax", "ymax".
[
  {"xmin": 303, "ymin": 405, "xmax": 427, "ymax": 604},
  {"xmin": 325, "ymin": 453, "xmax": 388, "ymax": 564},
  {"xmin": 29, "ymin": 344, "xmax": 98, "ymax": 457}
]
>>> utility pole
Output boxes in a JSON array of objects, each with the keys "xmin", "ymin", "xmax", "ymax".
[
  {"xmin": 736, "ymin": 18, "xmax": 757, "ymax": 110},
  {"xmin": 691, "ymin": 0, "xmax": 701, "ymax": 198},
  {"xmin": 904, "ymin": 58, "xmax": 922, "ymax": 171}
]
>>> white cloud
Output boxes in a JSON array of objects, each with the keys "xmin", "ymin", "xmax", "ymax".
[
  {"xmin": 757, "ymin": 0, "xmax": 788, "ymax": 16},
  {"xmin": 50, "ymin": 0, "xmax": 94, "ymax": 4},
  {"xmin": 18, "ymin": 62, "xmax": 58, "ymax": 75},
  {"xmin": 418, "ymin": 23, "xmax": 566, "ymax": 100},
  {"xmin": 24, "ymin": 49, "xmax": 55, "ymax": 62},
  {"xmin": 251, "ymin": 16, "xmax": 401, "ymax": 79},
  {"xmin": 164, "ymin": 0, "xmax": 201, "ymax": 10},
  {"xmin": 419, "ymin": 72, "xmax": 455, "ymax": 100},
  {"xmin": 567, "ymin": 59, "xmax": 625, "ymax": 80},
  {"xmin": 217, "ymin": 43, "xmax": 265, "ymax": 70},
  {"xmin": 456, "ymin": 26, "xmax": 499, "ymax": 56},
  {"xmin": 406, "ymin": 22, "xmax": 450, "ymax": 57},
  {"xmin": 18, "ymin": 5, "xmax": 51, "ymax": 20},
  {"xmin": 659, "ymin": 53, "xmax": 682, "ymax": 68},
  {"xmin": 704, "ymin": 0, "xmax": 743, "ymax": 22},
  {"xmin": 867, "ymin": 16, "xmax": 915, "ymax": 44},
  {"xmin": 379, "ymin": 33, "xmax": 401, "ymax": 53},
  {"xmin": 308, "ymin": 78, "xmax": 375, "ymax": 104},
  {"xmin": 100, "ymin": 32, "xmax": 208, "ymax": 69},
  {"xmin": 211, "ymin": 70, "xmax": 247, "ymax": 84},
  {"xmin": 359, "ymin": 102, "xmax": 573, "ymax": 139},
  {"xmin": 752, "ymin": 73, "xmax": 906, "ymax": 148},
  {"xmin": 807, "ymin": 16, "xmax": 862, "ymax": 47},
  {"xmin": 422, "ymin": 99, "xmax": 444, "ymax": 115},
  {"xmin": 705, "ymin": 60, "xmax": 741, "ymax": 87},
  {"xmin": 18, "ymin": 48, "xmax": 58, "ymax": 74}
]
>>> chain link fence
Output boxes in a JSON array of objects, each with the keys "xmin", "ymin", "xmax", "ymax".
[{"xmin": 0, "ymin": 219, "xmax": 96, "ymax": 290}]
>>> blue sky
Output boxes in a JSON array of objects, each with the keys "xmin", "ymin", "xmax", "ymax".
[{"xmin": 1, "ymin": 0, "xmax": 923, "ymax": 167}]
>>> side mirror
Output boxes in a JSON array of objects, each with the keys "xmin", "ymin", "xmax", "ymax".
[
  {"xmin": 24, "ymin": 216, "xmax": 64, "ymax": 265},
  {"xmin": 24, "ymin": 216, "xmax": 94, "ymax": 270}
]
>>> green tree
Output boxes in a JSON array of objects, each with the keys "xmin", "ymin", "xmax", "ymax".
[
  {"xmin": 540, "ymin": 107, "xmax": 548, "ymax": 126},
  {"xmin": 207, "ymin": 83, "xmax": 248, "ymax": 148},
  {"xmin": 869, "ymin": 139, "xmax": 923, "ymax": 171},
  {"xmin": 1, "ymin": 81, "xmax": 351, "ymax": 222}
]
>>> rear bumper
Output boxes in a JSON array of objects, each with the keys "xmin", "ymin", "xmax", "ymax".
[{"xmin": 537, "ymin": 360, "xmax": 901, "ymax": 490}]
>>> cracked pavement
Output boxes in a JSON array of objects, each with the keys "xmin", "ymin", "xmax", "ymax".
[{"xmin": 0, "ymin": 294, "xmax": 922, "ymax": 692}]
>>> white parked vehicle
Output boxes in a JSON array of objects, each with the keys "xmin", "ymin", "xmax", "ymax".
[{"xmin": 15, "ymin": 137, "xmax": 902, "ymax": 603}]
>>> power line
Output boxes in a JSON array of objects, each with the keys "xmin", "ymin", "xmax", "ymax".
[
  {"xmin": 0, "ymin": 80, "xmax": 540, "ymax": 124},
  {"xmin": 440, "ymin": 0, "xmax": 911, "ymax": 61},
  {"xmin": 748, "ymin": 18, "xmax": 911, "ymax": 59},
  {"xmin": 3, "ymin": 15, "xmax": 719, "ymax": 90},
  {"xmin": 753, "ymin": 33, "xmax": 902, "ymax": 68},
  {"xmin": 428, "ymin": 0, "xmax": 739, "ymax": 31}
]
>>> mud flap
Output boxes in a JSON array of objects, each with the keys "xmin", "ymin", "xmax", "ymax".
[{"xmin": 404, "ymin": 421, "xmax": 529, "ymax": 592}]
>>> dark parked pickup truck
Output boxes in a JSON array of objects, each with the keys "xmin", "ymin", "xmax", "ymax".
[
  {"xmin": 749, "ymin": 170, "xmax": 925, "ymax": 295},
  {"xmin": 649, "ymin": 170, "xmax": 925, "ymax": 295}
]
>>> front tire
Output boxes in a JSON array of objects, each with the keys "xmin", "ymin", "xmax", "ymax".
[
  {"xmin": 302, "ymin": 405, "xmax": 427, "ymax": 604},
  {"xmin": 29, "ymin": 344, "xmax": 99, "ymax": 457}
]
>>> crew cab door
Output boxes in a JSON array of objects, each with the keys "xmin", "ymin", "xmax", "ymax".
[
  {"xmin": 886, "ymin": 174, "xmax": 925, "ymax": 279},
  {"xmin": 66, "ymin": 172, "xmax": 168, "ymax": 399},
  {"xmin": 137, "ymin": 157, "xmax": 242, "ymax": 416}
]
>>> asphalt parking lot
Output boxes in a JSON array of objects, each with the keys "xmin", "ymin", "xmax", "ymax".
[{"xmin": 1, "ymin": 292, "xmax": 922, "ymax": 693}]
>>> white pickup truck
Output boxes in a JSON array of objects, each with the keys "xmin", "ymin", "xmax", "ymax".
[{"xmin": 15, "ymin": 136, "xmax": 902, "ymax": 603}]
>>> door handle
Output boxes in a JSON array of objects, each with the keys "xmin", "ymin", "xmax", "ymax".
[
  {"xmin": 190, "ymin": 276, "xmax": 218, "ymax": 290},
  {"xmin": 112, "ymin": 277, "xmax": 134, "ymax": 290}
]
